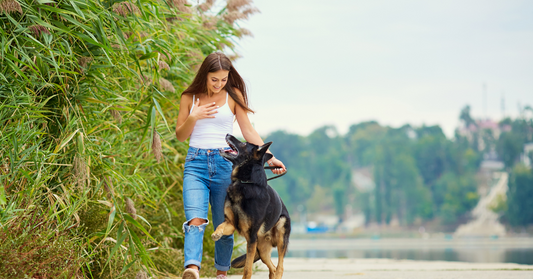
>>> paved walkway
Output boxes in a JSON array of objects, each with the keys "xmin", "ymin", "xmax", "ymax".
[{"xmin": 220, "ymin": 258, "xmax": 533, "ymax": 279}]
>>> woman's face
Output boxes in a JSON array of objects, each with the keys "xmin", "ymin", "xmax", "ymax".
[{"xmin": 207, "ymin": 70, "xmax": 229, "ymax": 94}]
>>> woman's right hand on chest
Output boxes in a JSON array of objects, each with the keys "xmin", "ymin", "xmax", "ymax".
[{"xmin": 189, "ymin": 98, "xmax": 219, "ymax": 120}]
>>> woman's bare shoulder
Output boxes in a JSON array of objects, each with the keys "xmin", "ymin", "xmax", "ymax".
[
  {"xmin": 182, "ymin": 93, "xmax": 199, "ymax": 103},
  {"xmin": 179, "ymin": 93, "xmax": 195, "ymax": 111},
  {"xmin": 181, "ymin": 92, "xmax": 194, "ymax": 99}
]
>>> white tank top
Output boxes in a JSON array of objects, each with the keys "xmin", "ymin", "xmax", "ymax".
[{"xmin": 189, "ymin": 92, "xmax": 235, "ymax": 149}]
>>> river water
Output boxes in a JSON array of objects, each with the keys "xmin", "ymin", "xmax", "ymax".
[{"xmin": 279, "ymin": 237, "xmax": 533, "ymax": 265}]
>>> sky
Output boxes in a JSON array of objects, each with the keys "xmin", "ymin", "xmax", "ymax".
[{"xmin": 231, "ymin": 0, "xmax": 533, "ymax": 138}]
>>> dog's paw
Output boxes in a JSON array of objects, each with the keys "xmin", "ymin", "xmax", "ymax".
[{"xmin": 211, "ymin": 231, "xmax": 222, "ymax": 241}]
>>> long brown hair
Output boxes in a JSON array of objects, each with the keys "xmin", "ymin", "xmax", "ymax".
[{"xmin": 182, "ymin": 52, "xmax": 254, "ymax": 113}]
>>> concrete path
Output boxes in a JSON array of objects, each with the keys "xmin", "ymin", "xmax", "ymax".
[{"xmin": 220, "ymin": 258, "xmax": 533, "ymax": 279}]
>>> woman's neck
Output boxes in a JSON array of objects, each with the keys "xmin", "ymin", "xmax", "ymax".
[{"xmin": 206, "ymin": 89, "xmax": 225, "ymax": 98}]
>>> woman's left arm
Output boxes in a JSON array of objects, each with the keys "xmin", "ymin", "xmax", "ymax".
[{"xmin": 233, "ymin": 91, "xmax": 286, "ymax": 175}]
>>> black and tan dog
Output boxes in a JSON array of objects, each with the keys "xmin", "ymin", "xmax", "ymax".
[{"xmin": 212, "ymin": 134, "xmax": 291, "ymax": 279}]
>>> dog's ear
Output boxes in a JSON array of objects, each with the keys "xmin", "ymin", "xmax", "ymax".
[
  {"xmin": 257, "ymin": 141, "xmax": 272, "ymax": 154},
  {"xmin": 255, "ymin": 141, "xmax": 272, "ymax": 161},
  {"xmin": 263, "ymin": 153, "xmax": 273, "ymax": 163}
]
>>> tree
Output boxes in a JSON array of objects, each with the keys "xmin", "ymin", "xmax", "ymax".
[
  {"xmin": 506, "ymin": 164, "xmax": 533, "ymax": 227},
  {"xmin": 460, "ymin": 105, "xmax": 475, "ymax": 128},
  {"xmin": 414, "ymin": 129, "xmax": 447, "ymax": 187},
  {"xmin": 391, "ymin": 154, "xmax": 432, "ymax": 225},
  {"xmin": 264, "ymin": 131, "xmax": 312, "ymax": 212},
  {"xmin": 433, "ymin": 172, "xmax": 479, "ymax": 224},
  {"xmin": 497, "ymin": 132, "xmax": 524, "ymax": 169}
]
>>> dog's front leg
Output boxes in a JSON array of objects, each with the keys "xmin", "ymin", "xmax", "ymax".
[
  {"xmin": 242, "ymin": 241, "xmax": 258, "ymax": 279},
  {"xmin": 211, "ymin": 221, "xmax": 235, "ymax": 241},
  {"xmin": 212, "ymin": 202, "xmax": 236, "ymax": 241}
]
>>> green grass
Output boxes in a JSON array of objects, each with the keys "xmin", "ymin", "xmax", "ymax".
[{"xmin": 0, "ymin": 0, "xmax": 257, "ymax": 277}]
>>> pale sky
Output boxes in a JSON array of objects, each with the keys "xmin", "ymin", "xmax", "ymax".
[{"xmin": 232, "ymin": 0, "xmax": 533, "ymax": 138}]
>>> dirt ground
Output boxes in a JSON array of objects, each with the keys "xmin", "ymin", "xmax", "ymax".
[{"xmin": 218, "ymin": 257, "xmax": 533, "ymax": 279}]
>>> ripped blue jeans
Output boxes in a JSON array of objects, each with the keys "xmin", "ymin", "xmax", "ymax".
[{"xmin": 182, "ymin": 146, "xmax": 234, "ymax": 271}]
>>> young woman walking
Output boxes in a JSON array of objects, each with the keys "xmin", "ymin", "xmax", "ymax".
[{"xmin": 175, "ymin": 52, "xmax": 286, "ymax": 279}]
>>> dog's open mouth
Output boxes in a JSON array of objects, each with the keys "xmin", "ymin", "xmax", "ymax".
[
  {"xmin": 224, "ymin": 149, "xmax": 237, "ymax": 155},
  {"xmin": 224, "ymin": 140, "xmax": 238, "ymax": 156}
]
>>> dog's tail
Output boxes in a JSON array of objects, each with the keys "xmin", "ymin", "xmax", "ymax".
[{"xmin": 230, "ymin": 251, "xmax": 261, "ymax": 268}]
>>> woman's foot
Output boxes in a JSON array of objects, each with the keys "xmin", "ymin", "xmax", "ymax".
[
  {"xmin": 182, "ymin": 268, "xmax": 200, "ymax": 279},
  {"xmin": 215, "ymin": 270, "xmax": 228, "ymax": 279}
]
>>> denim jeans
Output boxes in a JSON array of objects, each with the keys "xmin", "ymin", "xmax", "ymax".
[{"xmin": 182, "ymin": 146, "xmax": 234, "ymax": 271}]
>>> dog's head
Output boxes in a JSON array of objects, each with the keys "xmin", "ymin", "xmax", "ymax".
[{"xmin": 221, "ymin": 134, "xmax": 273, "ymax": 182}]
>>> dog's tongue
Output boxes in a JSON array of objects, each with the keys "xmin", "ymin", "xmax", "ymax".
[{"xmin": 225, "ymin": 149, "xmax": 237, "ymax": 155}]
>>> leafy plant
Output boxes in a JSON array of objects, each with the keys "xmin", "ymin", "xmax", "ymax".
[{"xmin": 1, "ymin": 0, "xmax": 257, "ymax": 276}]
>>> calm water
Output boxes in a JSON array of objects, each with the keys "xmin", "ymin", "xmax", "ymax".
[{"xmin": 277, "ymin": 237, "xmax": 533, "ymax": 265}]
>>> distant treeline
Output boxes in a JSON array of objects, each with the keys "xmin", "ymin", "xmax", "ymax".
[{"xmin": 265, "ymin": 106, "xmax": 533, "ymax": 228}]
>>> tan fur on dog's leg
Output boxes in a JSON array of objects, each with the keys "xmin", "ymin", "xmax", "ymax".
[
  {"xmin": 212, "ymin": 202, "xmax": 235, "ymax": 241},
  {"xmin": 212, "ymin": 221, "xmax": 234, "ymax": 241},
  {"xmin": 274, "ymin": 218, "xmax": 287, "ymax": 279},
  {"xmin": 274, "ymin": 244, "xmax": 286, "ymax": 279},
  {"xmin": 258, "ymin": 238, "xmax": 276, "ymax": 279},
  {"xmin": 242, "ymin": 241, "xmax": 258, "ymax": 279},
  {"xmin": 222, "ymin": 222, "xmax": 235, "ymax": 235}
]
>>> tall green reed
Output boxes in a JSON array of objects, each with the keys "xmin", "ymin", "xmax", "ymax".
[{"xmin": 1, "ymin": 0, "xmax": 257, "ymax": 277}]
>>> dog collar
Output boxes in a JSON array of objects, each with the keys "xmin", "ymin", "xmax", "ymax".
[{"xmin": 240, "ymin": 180, "xmax": 255, "ymax": 184}]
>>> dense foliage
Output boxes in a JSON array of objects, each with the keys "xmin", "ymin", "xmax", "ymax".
[
  {"xmin": 501, "ymin": 108, "xmax": 533, "ymax": 228},
  {"xmin": 506, "ymin": 164, "xmax": 533, "ymax": 227},
  {"xmin": 266, "ymin": 107, "xmax": 533, "ymax": 229},
  {"xmin": 0, "ymin": 0, "xmax": 256, "ymax": 277}
]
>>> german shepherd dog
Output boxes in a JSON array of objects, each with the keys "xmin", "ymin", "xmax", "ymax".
[{"xmin": 212, "ymin": 134, "xmax": 291, "ymax": 279}]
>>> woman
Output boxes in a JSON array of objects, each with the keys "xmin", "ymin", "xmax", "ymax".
[{"xmin": 175, "ymin": 52, "xmax": 286, "ymax": 279}]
